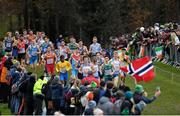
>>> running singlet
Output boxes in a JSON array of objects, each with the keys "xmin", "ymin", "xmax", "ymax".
[
  {"xmin": 103, "ymin": 63, "xmax": 113, "ymax": 77},
  {"xmin": 79, "ymin": 46, "xmax": 86, "ymax": 55},
  {"xmin": 59, "ymin": 46, "xmax": 68, "ymax": 59},
  {"xmin": 41, "ymin": 42, "xmax": 50, "ymax": 54},
  {"xmin": 71, "ymin": 54, "xmax": 80, "ymax": 68},
  {"xmin": 28, "ymin": 35, "xmax": 35, "ymax": 43},
  {"xmin": 82, "ymin": 64, "xmax": 91, "ymax": 77},
  {"xmin": 29, "ymin": 45, "xmax": 38, "ymax": 57},
  {"xmin": 90, "ymin": 43, "xmax": 101, "ymax": 54},
  {"xmin": 111, "ymin": 59, "xmax": 121, "ymax": 72},
  {"xmin": 45, "ymin": 53, "xmax": 55, "ymax": 65},
  {"xmin": 92, "ymin": 64, "xmax": 99, "ymax": 77},
  {"xmin": 5, "ymin": 38, "xmax": 13, "ymax": 51},
  {"xmin": 68, "ymin": 43, "xmax": 78, "ymax": 51},
  {"xmin": 18, "ymin": 41, "xmax": 25, "ymax": 53}
]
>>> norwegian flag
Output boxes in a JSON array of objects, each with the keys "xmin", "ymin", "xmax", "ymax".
[{"xmin": 120, "ymin": 56, "xmax": 155, "ymax": 82}]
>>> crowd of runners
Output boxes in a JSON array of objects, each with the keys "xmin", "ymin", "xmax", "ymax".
[{"xmin": 0, "ymin": 22, "xmax": 179, "ymax": 115}]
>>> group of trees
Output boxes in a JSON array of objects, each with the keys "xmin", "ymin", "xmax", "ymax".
[{"xmin": 0, "ymin": 0, "xmax": 180, "ymax": 43}]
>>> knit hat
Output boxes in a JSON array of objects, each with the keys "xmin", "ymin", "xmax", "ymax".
[
  {"xmin": 124, "ymin": 91, "xmax": 133, "ymax": 100},
  {"xmin": 135, "ymin": 85, "xmax": 144, "ymax": 93},
  {"xmin": 87, "ymin": 100, "xmax": 97, "ymax": 109},
  {"xmin": 91, "ymin": 81, "xmax": 97, "ymax": 88}
]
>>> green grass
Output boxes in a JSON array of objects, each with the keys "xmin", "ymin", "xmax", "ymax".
[
  {"xmin": 125, "ymin": 62, "xmax": 180, "ymax": 115},
  {"xmin": 0, "ymin": 103, "xmax": 11, "ymax": 115},
  {"xmin": 1, "ymin": 62, "xmax": 180, "ymax": 115}
]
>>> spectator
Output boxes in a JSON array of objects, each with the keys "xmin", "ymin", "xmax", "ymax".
[
  {"xmin": 51, "ymin": 77, "xmax": 64, "ymax": 112},
  {"xmin": 33, "ymin": 75, "xmax": 47, "ymax": 115}
]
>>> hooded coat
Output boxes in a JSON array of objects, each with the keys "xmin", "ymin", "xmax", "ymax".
[{"xmin": 97, "ymin": 96, "xmax": 114, "ymax": 115}]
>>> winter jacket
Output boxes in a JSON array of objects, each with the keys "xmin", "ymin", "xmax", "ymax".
[
  {"xmin": 97, "ymin": 96, "xmax": 114, "ymax": 115},
  {"xmin": 51, "ymin": 83, "xmax": 63, "ymax": 100},
  {"xmin": 133, "ymin": 92, "xmax": 156, "ymax": 104}
]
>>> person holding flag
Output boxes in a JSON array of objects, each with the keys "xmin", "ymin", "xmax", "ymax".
[{"xmin": 120, "ymin": 56, "xmax": 155, "ymax": 83}]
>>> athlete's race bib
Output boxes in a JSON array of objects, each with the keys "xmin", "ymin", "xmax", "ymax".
[
  {"xmin": 20, "ymin": 48, "xmax": 25, "ymax": 53},
  {"xmin": 61, "ymin": 67, "xmax": 67, "ymax": 73},
  {"xmin": 31, "ymin": 51, "xmax": 37, "ymax": 56},
  {"xmin": 105, "ymin": 69, "xmax": 112, "ymax": 75},
  {"xmin": 6, "ymin": 42, "xmax": 11, "ymax": 48},
  {"xmin": 47, "ymin": 58, "xmax": 54, "ymax": 64}
]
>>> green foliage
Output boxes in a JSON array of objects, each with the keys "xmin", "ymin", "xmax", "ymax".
[{"xmin": 0, "ymin": 0, "xmax": 179, "ymax": 42}]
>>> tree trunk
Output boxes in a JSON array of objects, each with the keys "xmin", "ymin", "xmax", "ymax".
[{"xmin": 23, "ymin": 0, "xmax": 29, "ymax": 29}]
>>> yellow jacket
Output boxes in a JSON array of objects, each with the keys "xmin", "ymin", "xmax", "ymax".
[
  {"xmin": 56, "ymin": 60, "xmax": 72, "ymax": 73},
  {"xmin": 33, "ymin": 79, "xmax": 47, "ymax": 95}
]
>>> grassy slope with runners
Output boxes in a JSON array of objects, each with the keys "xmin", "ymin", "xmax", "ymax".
[{"xmin": 0, "ymin": 62, "xmax": 180, "ymax": 115}]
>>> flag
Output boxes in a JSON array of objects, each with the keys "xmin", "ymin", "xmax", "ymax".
[
  {"xmin": 155, "ymin": 46, "xmax": 163, "ymax": 59},
  {"xmin": 120, "ymin": 56, "xmax": 155, "ymax": 82}
]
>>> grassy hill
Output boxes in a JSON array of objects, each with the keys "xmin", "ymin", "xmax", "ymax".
[{"xmin": 0, "ymin": 62, "xmax": 180, "ymax": 115}]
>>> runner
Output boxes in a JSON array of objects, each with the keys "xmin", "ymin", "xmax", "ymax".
[
  {"xmin": 4, "ymin": 32, "xmax": 13, "ymax": 53},
  {"xmin": 110, "ymin": 51, "xmax": 121, "ymax": 87},
  {"xmin": 89, "ymin": 36, "xmax": 102, "ymax": 56},
  {"xmin": 36, "ymin": 32, "xmax": 45, "ymax": 46},
  {"xmin": 56, "ymin": 40, "xmax": 69, "ymax": 61},
  {"xmin": 28, "ymin": 30, "xmax": 36, "ymax": 44},
  {"xmin": 69, "ymin": 49, "xmax": 80, "ymax": 78},
  {"xmin": 44, "ymin": 47, "xmax": 57, "ymax": 76},
  {"xmin": 78, "ymin": 40, "xmax": 89, "ymax": 55},
  {"xmin": 101, "ymin": 55, "xmax": 113, "ymax": 83},
  {"xmin": 56, "ymin": 55, "xmax": 72, "ymax": 86},
  {"xmin": 96, "ymin": 52, "xmax": 104, "ymax": 66},
  {"xmin": 91, "ymin": 57, "xmax": 100, "ymax": 79},
  {"xmin": 26, "ymin": 40, "xmax": 41, "ymax": 69},
  {"xmin": 67, "ymin": 36, "xmax": 78, "ymax": 54},
  {"xmin": 79, "ymin": 56, "xmax": 92, "ymax": 78},
  {"xmin": 17, "ymin": 36, "xmax": 26, "ymax": 66},
  {"xmin": 41, "ymin": 36, "xmax": 52, "ymax": 54},
  {"xmin": 12, "ymin": 31, "xmax": 19, "ymax": 59}
]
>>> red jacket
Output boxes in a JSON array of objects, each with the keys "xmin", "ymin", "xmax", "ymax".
[
  {"xmin": 81, "ymin": 75, "xmax": 99, "ymax": 86},
  {"xmin": 0, "ymin": 56, "xmax": 7, "ymax": 72}
]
